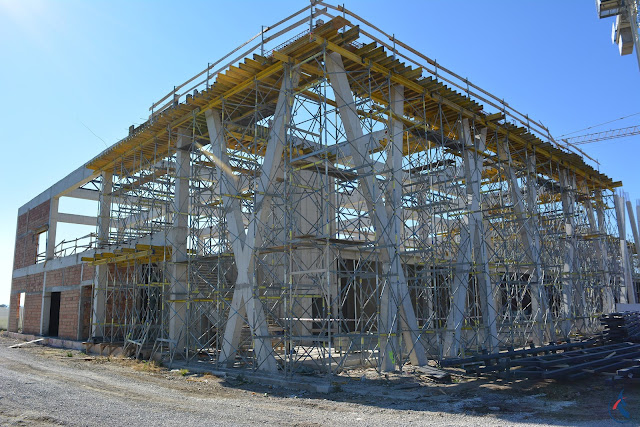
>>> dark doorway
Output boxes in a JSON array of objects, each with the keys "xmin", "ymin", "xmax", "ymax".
[{"xmin": 48, "ymin": 292, "xmax": 61, "ymax": 337}]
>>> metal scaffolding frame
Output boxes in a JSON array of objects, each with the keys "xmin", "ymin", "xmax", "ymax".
[{"xmin": 82, "ymin": 2, "xmax": 637, "ymax": 377}]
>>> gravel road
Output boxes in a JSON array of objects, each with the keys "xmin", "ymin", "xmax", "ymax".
[{"xmin": 0, "ymin": 335, "xmax": 626, "ymax": 426}]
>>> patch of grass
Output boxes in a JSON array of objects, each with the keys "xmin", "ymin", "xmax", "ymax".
[
  {"xmin": 124, "ymin": 358, "xmax": 164, "ymax": 373},
  {"xmin": 66, "ymin": 351, "xmax": 73, "ymax": 357},
  {"xmin": 179, "ymin": 368, "xmax": 189, "ymax": 376}
]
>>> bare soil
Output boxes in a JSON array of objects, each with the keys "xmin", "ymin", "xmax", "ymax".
[{"xmin": 0, "ymin": 334, "xmax": 636, "ymax": 426}]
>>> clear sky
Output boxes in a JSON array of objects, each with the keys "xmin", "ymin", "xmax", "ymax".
[{"xmin": 0, "ymin": 1, "xmax": 637, "ymax": 305}]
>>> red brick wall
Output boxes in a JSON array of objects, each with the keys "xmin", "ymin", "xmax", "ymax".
[
  {"xmin": 45, "ymin": 265, "xmax": 83, "ymax": 289},
  {"xmin": 9, "ymin": 200, "xmax": 99, "ymax": 339},
  {"xmin": 22, "ymin": 293, "xmax": 42, "ymax": 334},
  {"xmin": 58, "ymin": 289, "xmax": 81, "ymax": 339},
  {"xmin": 82, "ymin": 264, "xmax": 95, "ymax": 281},
  {"xmin": 9, "ymin": 273, "xmax": 45, "ymax": 333},
  {"xmin": 9, "ymin": 264, "xmax": 89, "ymax": 336},
  {"xmin": 13, "ymin": 200, "xmax": 50, "ymax": 271},
  {"xmin": 8, "ymin": 294, "xmax": 20, "ymax": 332},
  {"xmin": 81, "ymin": 286, "xmax": 92, "ymax": 340}
]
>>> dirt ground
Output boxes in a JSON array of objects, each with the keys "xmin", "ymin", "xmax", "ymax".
[{"xmin": 0, "ymin": 333, "xmax": 637, "ymax": 426}]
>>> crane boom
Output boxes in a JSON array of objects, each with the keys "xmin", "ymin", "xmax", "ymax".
[{"xmin": 563, "ymin": 124, "xmax": 640, "ymax": 145}]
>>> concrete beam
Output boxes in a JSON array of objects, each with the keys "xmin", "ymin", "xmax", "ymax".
[
  {"xmin": 57, "ymin": 212, "xmax": 98, "ymax": 227},
  {"xmin": 19, "ymin": 166, "xmax": 98, "ymax": 216}
]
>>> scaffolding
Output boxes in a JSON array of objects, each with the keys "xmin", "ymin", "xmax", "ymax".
[{"xmin": 82, "ymin": 2, "xmax": 637, "ymax": 376}]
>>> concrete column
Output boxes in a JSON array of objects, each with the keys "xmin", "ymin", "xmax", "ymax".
[
  {"xmin": 626, "ymin": 198, "xmax": 639, "ymax": 303},
  {"xmin": 379, "ymin": 84, "xmax": 404, "ymax": 371},
  {"xmin": 614, "ymin": 193, "xmax": 635, "ymax": 304},
  {"xmin": 41, "ymin": 197, "xmax": 59, "ymax": 335},
  {"xmin": 559, "ymin": 169, "xmax": 579, "ymax": 337},
  {"xmin": 46, "ymin": 197, "xmax": 59, "ymax": 260},
  {"xmin": 91, "ymin": 171, "xmax": 112, "ymax": 339},
  {"xmin": 587, "ymin": 192, "xmax": 614, "ymax": 312},
  {"xmin": 39, "ymin": 272, "xmax": 49, "ymax": 335},
  {"xmin": 168, "ymin": 128, "xmax": 191, "ymax": 354}
]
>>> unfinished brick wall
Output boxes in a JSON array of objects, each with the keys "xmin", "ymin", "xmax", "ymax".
[
  {"xmin": 58, "ymin": 289, "xmax": 81, "ymax": 339},
  {"xmin": 13, "ymin": 200, "xmax": 50, "ymax": 271},
  {"xmin": 8, "ymin": 294, "xmax": 20, "ymax": 331},
  {"xmin": 82, "ymin": 264, "xmax": 95, "ymax": 281},
  {"xmin": 22, "ymin": 293, "xmax": 42, "ymax": 334},
  {"xmin": 8, "ymin": 273, "xmax": 44, "ymax": 333},
  {"xmin": 9, "ymin": 200, "xmax": 51, "ymax": 333},
  {"xmin": 45, "ymin": 265, "xmax": 84, "ymax": 288},
  {"xmin": 9, "ymin": 263, "xmax": 90, "ymax": 337},
  {"xmin": 81, "ymin": 286, "xmax": 92, "ymax": 339}
]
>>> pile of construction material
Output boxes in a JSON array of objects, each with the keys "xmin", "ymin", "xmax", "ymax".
[
  {"xmin": 600, "ymin": 312, "xmax": 640, "ymax": 342},
  {"xmin": 441, "ymin": 313, "xmax": 640, "ymax": 380}
]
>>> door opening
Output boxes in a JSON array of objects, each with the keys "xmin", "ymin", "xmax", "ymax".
[{"xmin": 48, "ymin": 292, "xmax": 61, "ymax": 337}]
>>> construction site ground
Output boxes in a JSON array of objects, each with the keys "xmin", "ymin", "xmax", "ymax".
[{"xmin": 0, "ymin": 334, "xmax": 637, "ymax": 426}]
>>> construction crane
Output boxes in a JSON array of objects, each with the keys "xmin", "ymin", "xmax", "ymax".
[
  {"xmin": 597, "ymin": 0, "xmax": 640, "ymax": 70},
  {"xmin": 563, "ymin": 124, "xmax": 640, "ymax": 145}
]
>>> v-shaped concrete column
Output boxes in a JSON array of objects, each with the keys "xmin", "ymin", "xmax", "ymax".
[
  {"xmin": 326, "ymin": 52, "xmax": 427, "ymax": 369},
  {"xmin": 496, "ymin": 141, "xmax": 551, "ymax": 345},
  {"xmin": 585, "ymin": 192, "xmax": 614, "ymax": 313},
  {"xmin": 444, "ymin": 120, "xmax": 498, "ymax": 357},
  {"xmin": 204, "ymin": 66, "xmax": 300, "ymax": 372}
]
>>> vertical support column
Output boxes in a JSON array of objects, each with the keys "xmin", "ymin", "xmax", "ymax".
[
  {"xmin": 169, "ymin": 128, "xmax": 191, "ymax": 354},
  {"xmin": 39, "ymin": 272, "xmax": 49, "ymax": 335},
  {"xmin": 41, "ymin": 197, "xmax": 59, "ymax": 335},
  {"xmin": 526, "ymin": 153, "xmax": 554, "ymax": 342},
  {"xmin": 626, "ymin": 198, "xmax": 640, "ymax": 254},
  {"xmin": 326, "ymin": 52, "xmax": 427, "ymax": 367},
  {"xmin": 46, "ymin": 197, "xmax": 59, "ymax": 260},
  {"xmin": 559, "ymin": 169, "xmax": 577, "ymax": 337},
  {"xmin": 614, "ymin": 194, "xmax": 635, "ymax": 304},
  {"xmin": 626, "ymin": 197, "xmax": 639, "ymax": 303},
  {"xmin": 91, "ymin": 171, "xmax": 112, "ymax": 339},
  {"xmin": 379, "ymin": 84, "xmax": 404, "ymax": 371},
  {"xmin": 596, "ymin": 191, "xmax": 616, "ymax": 313},
  {"xmin": 588, "ymin": 192, "xmax": 614, "ymax": 312}
]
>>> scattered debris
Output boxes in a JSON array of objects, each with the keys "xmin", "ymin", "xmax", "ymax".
[
  {"xmin": 414, "ymin": 365, "xmax": 451, "ymax": 382},
  {"xmin": 8, "ymin": 338, "xmax": 45, "ymax": 349}
]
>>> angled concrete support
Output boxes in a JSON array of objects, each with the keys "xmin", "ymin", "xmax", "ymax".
[
  {"xmin": 204, "ymin": 65, "xmax": 300, "ymax": 372},
  {"xmin": 326, "ymin": 52, "xmax": 427, "ymax": 368}
]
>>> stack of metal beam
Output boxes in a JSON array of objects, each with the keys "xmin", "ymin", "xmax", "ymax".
[{"xmin": 601, "ymin": 312, "xmax": 640, "ymax": 342}]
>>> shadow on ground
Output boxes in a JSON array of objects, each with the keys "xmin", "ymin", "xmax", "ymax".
[{"xmin": 209, "ymin": 366, "xmax": 640, "ymax": 425}]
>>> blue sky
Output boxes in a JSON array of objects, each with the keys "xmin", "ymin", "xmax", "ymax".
[{"xmin": 0, "ymin": 1, "xmax": 637, "ymax": 305}]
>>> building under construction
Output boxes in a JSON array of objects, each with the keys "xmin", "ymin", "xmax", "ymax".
[{"xmin": 8, "ymin": 2, "xmax": 640, "ymax": 376}]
